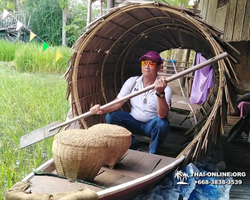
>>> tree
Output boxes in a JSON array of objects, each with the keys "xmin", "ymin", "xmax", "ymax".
[
  {"xmin": 64, "ymin": 0, "xmax": 88, "ymax": 47},
  {"xmin": 25, "ymin": 0, "xmax": 62, "ymax": 46},
  {"xmin": 59, "ymin": 0, "xmax": 70, "ymax": 46},
  {"xmin": 60, "ymin": 2, "xmax": 69, "ymax": 46}
]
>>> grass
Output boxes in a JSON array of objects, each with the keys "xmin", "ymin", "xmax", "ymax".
[
  {"xmin": 14, "ymin": 43, "xmax": 72, "ymax": 73},
  {"xmin": 0, "ymin": 40, "xmax": 72, "ymax": 74},
  {"xmin": 0, "ymin": 40, "xmax": 20, "ymax": 61},
  {"xmin": 0, "ymin": 62, "xmax": 69, "ymax": 198}
]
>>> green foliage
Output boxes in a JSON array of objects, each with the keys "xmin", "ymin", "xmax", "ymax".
[
  {"xmin": 25, "ymin": 0, "xmax": 63, "ymax": 46},
  {"xmin": 0, "ymin": 0, "xmax": 16, "ymax": 11},
  {"xmin": 0, "ymin": 62, "xmax": 69, "ymax": 198},
  {"xmin": 155, "ymin": 0, "xmax": 191, "ymax": 7},
  {"xmin": 0, "ymin": 40, "xmax": 21, "ymax": 61},
  {"xmin": 167, "ymin": 0, "xmax": 190, "ymax": 7},
  {"xmin": 65, "ymin": 1, "xmax": 88, "ymax": 47},
  {"xmin": 13, "ymin": 42, "xmax": 72, "ymax": 73},
  {"xmin": 59, "ymin": 0, "xmax": 70, "ymax": 9}
]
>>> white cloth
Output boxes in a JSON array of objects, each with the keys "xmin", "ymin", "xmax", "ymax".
[{"xmin": 117, "ymin": 75, "xmax": 172, "ymax": 122}]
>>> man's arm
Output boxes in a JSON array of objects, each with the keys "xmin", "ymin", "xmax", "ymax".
[
  {"xmin": 156, "ymin": 97, "xmax": 169, "ymax": 119},
  {"xmin": 155, "ymin": 78, "xmax": 169, "ymax": 118},
  {"xmin": 90, "ymin": 76, "xmax": 138, "ymax": 115},
  {"xmin": 90, "ymin": 98, "xmax": 124, "ymax": 115}
]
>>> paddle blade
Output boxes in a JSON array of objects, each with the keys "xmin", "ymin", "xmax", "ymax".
[{"xmin": 20, "ymin": 121, "xmax": 61, "ymax": 149}]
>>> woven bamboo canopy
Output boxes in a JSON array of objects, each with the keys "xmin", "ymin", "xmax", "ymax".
[{"xmin": 66, "ymin": 2, "xmax": 240, "ymax": 162}]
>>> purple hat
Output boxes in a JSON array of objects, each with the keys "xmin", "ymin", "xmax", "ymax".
[{"xmin": 139, "ymin": 51, "xmax": 162, "ymax": 65}]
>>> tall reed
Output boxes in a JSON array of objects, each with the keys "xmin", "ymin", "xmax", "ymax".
[
  {"xmin": 0, "ymin": 40, "xmax": 21, "ymax": 61},
  {"xmin": 0, "ymin": 41, "xmax": 72, "ymax": 74},
  {"xmin": 14, "ymin": 43, "xmax": 72, "ymax": 74},
  {"xmin": 0, "ymin": 62, "xmax": 69, "ymax": 198}
]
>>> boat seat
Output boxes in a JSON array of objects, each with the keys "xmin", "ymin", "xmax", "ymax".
[{"xmin": 133, "ymin": 135, "xmax": 152, "ymax": 145}]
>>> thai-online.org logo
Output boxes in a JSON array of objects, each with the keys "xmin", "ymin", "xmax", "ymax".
[{"xmin": 175, "ymin": 170, "xmax": 190, "ymax": 185}]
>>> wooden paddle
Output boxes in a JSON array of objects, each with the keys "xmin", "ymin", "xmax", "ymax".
[
  {"xmin": 20, "ymin": 121, "xmax": 61, "ymax": 148},
  {"xmin": 20, "ymin": 52, "xmax": 228, "ymax": 148}
]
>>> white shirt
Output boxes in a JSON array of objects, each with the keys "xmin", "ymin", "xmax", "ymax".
[{"xmin": 117, "ymin": 76, "xmax": 172, "ymax": 122}]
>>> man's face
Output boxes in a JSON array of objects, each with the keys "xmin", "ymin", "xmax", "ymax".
[{"xmin": 141, "ymin": 59, "xmax": 159, "ymax": 77}]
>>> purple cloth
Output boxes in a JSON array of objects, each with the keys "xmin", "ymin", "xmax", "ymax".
[
  {"xmin": 190, "ymin": 53, "xmax": 214, "ymax": 105},
  {"xmin": 237, "ymin": 101, "xmax": 250, "ymax": 118}
]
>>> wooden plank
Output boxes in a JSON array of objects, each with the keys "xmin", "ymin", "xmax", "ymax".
[
  {"xmin": 111, "ymin": 176, "xmax": 134, "ymax": 187},
  {"xmin": 118, "ymin": 150, "xmax": 145, "ymax": 171},
  {"xmin": 116, "ymin": 150, "xmax": 179, "ymax": 174},
  {"xmin": 152, "ymin": 156, "xmax": 177, "ymax": 172},
  {"xmin": 233, "ymin": 0, "xmax": 246, "ymax": 41},
  {"xmin": 225, "ymin": 0, "xmax": 237, "ymax": 41},
  {"xmin": 214, "ymin": 5, "xmax": 228, "ymax": 32},
  {"xmin": 180, "ymin": 119, "xmax": 193, "ymax": 129},
  {"xmin": 119, "ymin": 150, "xmax": 175, "ymax": 175},
  {"xmin": 132, "ymin": 155, "xmax": 161, "ymax": 174},
  {"xmin": 165, "ymin": 128, "xmax": 190, "ymax": 145},
  {"xmin": 200, "ymin": 0, "xmax": 209, "ymax": 22},
  {"xmin": 241, "ymin": 0, "xmax": 250, "ymax": 41},
  {"xmin": 206, "ymin": 0, "xmax": 217, "ymax": 26},
  {"xmin": 168, "ymin": 112, "xmax": 188, "ymax": 127},
  {"xmin": 94, "ymin": 170, "xmax": 127, "ymax": 188},
  {"xmin": 247, "ymin": 42, "xmax": 250, "ymax": 70},
  {"xmin": 98, "ymin": 166, "xmax": 144, "ymax": 179},
  {"xmin": 227, "ymin": 115, "xmax": 241, "ymax": 126},
  {"xmin": 203, "ymin": 102, "xmax": 212, "ymax": 113},
  {"xmin": 27, "ymin": 176, "xmax": 103, "ymax": 194}
]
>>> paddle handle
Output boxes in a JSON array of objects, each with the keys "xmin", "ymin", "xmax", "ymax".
[{"xmin": 49, "ymin": 52, "xmax": 228, "ymax": 132}]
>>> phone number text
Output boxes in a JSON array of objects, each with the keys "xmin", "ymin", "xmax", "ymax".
[{"xmin": 195, "ymin": 179, "xmax": 242, "ymax": 185}]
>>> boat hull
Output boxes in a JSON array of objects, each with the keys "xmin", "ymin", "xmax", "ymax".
[{"xmin": 17, "ymin": 150, "xmax": 184, "ymax": 200}]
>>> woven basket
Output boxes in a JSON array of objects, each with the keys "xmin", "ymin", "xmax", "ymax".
[
  {"xmin": 89, "ymin": 123, "xmax": 132, "ymax": 168},
  {"xmin": 52, "ymin": 129, "xmax": 107, "ymax": 180}
]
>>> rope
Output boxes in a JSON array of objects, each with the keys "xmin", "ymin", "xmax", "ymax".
[{"xmin": 34, "ymin": 170, "xmax": 107, "ymax": 189}]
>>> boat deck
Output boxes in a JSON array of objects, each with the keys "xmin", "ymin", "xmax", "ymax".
[{"xmin": 26, "ymin": 150, "xmax": 177, "ymax": 194}]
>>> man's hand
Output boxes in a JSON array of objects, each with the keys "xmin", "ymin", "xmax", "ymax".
[
  {"xmin": 90, "ymin": 104, "xmax": 104, "ymax": 115},
  {"xmin": 155, "ymin": 77, "xmax": 167, "ymax": 93}
]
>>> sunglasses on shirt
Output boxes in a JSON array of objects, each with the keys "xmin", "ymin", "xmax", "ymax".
[{"xmin": 141, "ymin": 60, "xmax": 156, "ymax": 68}]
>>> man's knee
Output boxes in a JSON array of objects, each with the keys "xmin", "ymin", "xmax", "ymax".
[
  {"xmin": 152, "ymin": 117, "xmax": 169, "ymax": 131},
  {"xmin": 105, "ymin": 112, "xmax": 114, "ymax": 123},
  {"xmin": 105, "ymin": 111, "xmax": 121, "ymax": 124}
]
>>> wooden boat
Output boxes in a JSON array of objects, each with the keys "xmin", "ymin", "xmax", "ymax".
[
  {"xmin": 8, "ymin": 2, "xmax": 240, "ymax": 199},
  {"xmin": 64, "ymin": 1, "xmax": 239, "ymax": 162},
  {"xmin": 5, "ymin": 150, "xmax": 184, "ymax": 200}
]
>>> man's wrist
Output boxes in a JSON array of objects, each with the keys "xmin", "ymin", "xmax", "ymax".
[{"xmin": 155, "ymin": 92, "xmax": 165, "ymax": 98}]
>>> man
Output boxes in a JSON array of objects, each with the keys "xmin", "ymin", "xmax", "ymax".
[{"xmin": 90, "ymin": 51, "xmax": 172, "ymax": 154}]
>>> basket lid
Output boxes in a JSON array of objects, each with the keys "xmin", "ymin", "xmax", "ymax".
[
  {"xmin": 55, "ymin": 129, "xmax": 107, "ymax": 147},
  {"xmin": 89, "ymin": 123, "xmax": 132, "ymax": 137}
]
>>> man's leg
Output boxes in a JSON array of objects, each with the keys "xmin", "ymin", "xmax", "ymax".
[{"xmin": 142, "ymin": 117, "xmax": 170, "ymax": 154}]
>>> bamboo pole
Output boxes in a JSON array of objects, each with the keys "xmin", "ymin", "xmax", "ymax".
[{"xmin": 49, "ymin": 52, "xmax": 228, "ymax": 132}]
